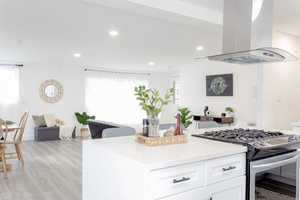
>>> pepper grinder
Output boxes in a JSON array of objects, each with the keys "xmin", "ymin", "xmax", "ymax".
[
  {"xmin": 175, "ymin": 114, "xmax": 183, "ymax": 136},
  {"xmin": 142, "ymin": 119, "xmax": 149, "ymax": 137}
]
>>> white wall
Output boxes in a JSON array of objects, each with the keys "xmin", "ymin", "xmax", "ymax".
[
  {"xmin": 16, "ymin": 63, "xmax": 175, "ymax": 140},
  {"xmin": 149, "ymin": 72, "xmax": 178, "ymax": 124},
  {"xmin": 180, "ymin": 60, "xmax": 258, "ymax": 125},
  {"xmin": 261, "ymin": 32, "xmax": 300, "ymax": 130},
  {"xmin": 19, "ymin": 62, "xmax": 85, "ymax": 140}
]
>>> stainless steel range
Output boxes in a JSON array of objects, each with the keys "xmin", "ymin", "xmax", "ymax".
[{"xmin": 193, "ymin": 128, "xmax": 300, "ymax": 200}]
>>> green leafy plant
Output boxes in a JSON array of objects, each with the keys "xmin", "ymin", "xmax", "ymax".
[
  {"xmin": 178, "ymin": 107, "xmax": 193, "ymax": 129},
  {"xmin": 75, "ymin": 112, "xmax": 95, "ymax": 125},
  {"xmin": 225, "ymin": 107, "xmax": 234, "ymax": 113},
  {"xmin": 134, "ymin": 85, "xmax": 175, "ymax": 118}
]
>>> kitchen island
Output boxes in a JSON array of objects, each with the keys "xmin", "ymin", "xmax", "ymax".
[{"xmin": 83, "ymin": 135, "xmax": 247, "ymax": 200}]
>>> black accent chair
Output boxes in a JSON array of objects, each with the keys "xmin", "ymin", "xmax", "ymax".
[{"xmin": 88, "ymin": 121, "xmax": 118, "ymax": 139}]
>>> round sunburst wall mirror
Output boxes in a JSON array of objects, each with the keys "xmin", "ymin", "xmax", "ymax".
[{"xmin": 39, "ymin": 79, "xmax": 64, "ymax": 103}]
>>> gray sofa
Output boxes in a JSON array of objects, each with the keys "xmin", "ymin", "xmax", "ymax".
[
  {"xmin": 34, "ymin": 126, "xmax": 76, "ymax": 141},
  {"xmin": 34, "ymin": 126, "xmax": 60, "ymax": 141}
]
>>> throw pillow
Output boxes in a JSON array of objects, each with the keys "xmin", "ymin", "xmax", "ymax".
[
  {"xmin": 44, "ymin": 114, "xmax": 57, "ymax": 127},
  {"xmin": 0, "ymin": 119, "xmax": 14, "ymax": 125},
  {"xmin": 5, "ymin": 120, "xmax": 15, "ymax": 125},
  {"xmin": 32, "ymin": 115, "xmax": 47, "ymax": 127}
]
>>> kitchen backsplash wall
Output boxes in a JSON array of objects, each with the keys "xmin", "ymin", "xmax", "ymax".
[{"xmin": 179, "ymin": 60, "xmax": 258, "ymax": 126}]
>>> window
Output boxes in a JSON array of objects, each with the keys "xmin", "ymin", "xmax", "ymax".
[
  {"xmin": 85, "ymin": 71, "xmax": 149, "ymax": 125},
  {"xmin": 0, "ymin": 66, "xmax": 19, "ymax": 105}
]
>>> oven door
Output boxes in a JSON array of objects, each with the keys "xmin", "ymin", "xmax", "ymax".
[{"xmin": 250, "ymin": 151, "xmax": 300, "ymax": 200}]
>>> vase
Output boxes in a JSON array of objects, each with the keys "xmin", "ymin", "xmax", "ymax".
[
  {"xmin": 147, "ymin": 116, "xmax": 160, "ymax": 137},
  {"xmin": 80, "ymin": 125, "xmax": 90, "ymax": 139}
]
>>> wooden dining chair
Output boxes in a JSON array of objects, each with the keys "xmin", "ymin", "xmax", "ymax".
[
  {"xmin": 2, "ymin": 112, "xmax": 29, "ymax": 166},
  {"xmin": 0, "ymin": 120, "xmax": 8, "ymax": 178}
]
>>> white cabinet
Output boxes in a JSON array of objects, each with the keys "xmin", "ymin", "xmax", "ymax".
[
  {"xmin": 213, "ymin": 187, "xmax": 242, "ymax": 200},
  {"xmin": 83, "ymin": 137, "xmax": 247, "ymax": 200},
  {"xmin": 161, "ymin": 188, "xmax": 210, "ymax": 200},
  {"xmin": 151, "ymin": 161, "xmax": 205, "ymax": 199},
  {"xmin": 211, "ymin": 176, "xmax": 245, "ymax": 200},
  {"xmin": 206, "ymin": 154, "xmax": 245, "ymax": 185},
  {"xmin": 163, "ymin": 176, "xmax": 245, "ymax": 200},
  {"xmin": 154, "ymin": 154, "xmax": 246, "ymax": 200}
]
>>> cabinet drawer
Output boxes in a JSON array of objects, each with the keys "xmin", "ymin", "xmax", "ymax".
[
  {"xmin": 162, "ymin": 176, "xmax": 245, "ymax": 200},
  {"xmin": 206, "ymin": 154, "xmax": 245, "ymax": 185},
  {"xmin": 150, "ymin": 162, "xmax": 205, "ymax": 199}
]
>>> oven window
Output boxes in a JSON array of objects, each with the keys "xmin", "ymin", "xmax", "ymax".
[{"xmin": 255, "ymin": 165, "xmax": 296, "ymax": 200}]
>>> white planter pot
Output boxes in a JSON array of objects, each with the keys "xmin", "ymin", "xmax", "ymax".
[
  {"xmin": 226, "ymin": 112, "xmax": 234, "ymax": 118},
  {"xmin": 79, "ymin": 125, "xmax": 90, "ymax": 139}
]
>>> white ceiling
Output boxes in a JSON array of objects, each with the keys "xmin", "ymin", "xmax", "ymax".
[
  {"xmin": 1, "ymin": 0, "xmax": 299, "ymax": 72},
  {"xmin": 83, "ymin": 0, "xmax": 223, "ymax": 25},
  {"xmin": 178, "ymin": 0, "xmax": 300, "ymax": 39},
  {"xmin": 273, "ymin": 0, "xmax": 300, "ymax": 37},
  {"xmin": 82, "ymin": 0, "xmax": 300, "ymax": 37},
  {"xmin": 179, "ymin": 0, "xmax": 223, "ymax": 12},
  {"xmin": 0, "ymin": 0, "xmax": 222, "ymax": 72}
]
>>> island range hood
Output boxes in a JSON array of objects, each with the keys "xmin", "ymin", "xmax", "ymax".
[
  {"xmin": 200, "ymin": 0, "xmax": 298, "ymax": 65},
  {"xmin": 207, "ymin": 47, "xmax": 297, "ymax": 65}
]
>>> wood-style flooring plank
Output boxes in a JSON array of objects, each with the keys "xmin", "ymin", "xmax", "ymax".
[{"xmin": 0, "ymin": 140, "xmax": 82, "ymax": 200}]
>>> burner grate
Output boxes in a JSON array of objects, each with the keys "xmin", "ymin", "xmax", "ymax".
[{"xmin": 203, "ymin": 129, "xmax": 284, "ymax": 143}]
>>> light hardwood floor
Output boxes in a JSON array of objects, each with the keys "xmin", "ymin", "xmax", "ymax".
[{"xmin": 0, "ymin": 140, "xmax": 81, "ymax": 200}]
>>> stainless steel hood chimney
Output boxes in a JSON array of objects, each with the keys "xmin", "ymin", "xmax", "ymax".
[{"xmin": 203, "ymin": 0, "xmax": 297, "ymax": 65}]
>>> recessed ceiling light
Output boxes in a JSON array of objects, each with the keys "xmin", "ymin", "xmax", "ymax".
[
  {"xmin": 73, "ymin": 53, "xmax": 81, "ymax": 58},
  {"xmin": 109, "ymin": 30, "xmax": 119, "ymax": 37},
  {"xmin": 148, "ymin": 62, "xmax": 156, "ymax": 66},
  {"xmin": 196, "ymin": 45, "xmax": 204, "ymax": 51}
]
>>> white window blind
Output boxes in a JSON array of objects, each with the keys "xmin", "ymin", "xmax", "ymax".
[
  {"xmin": 85, "ymin": 71, "xmax": 149, "ymax": 125},
  {"xmin": 0, "ymin": 66, "xmax": 20, "ymax": 120},
  {"xmin": 0, "ymin": 66, "xmax": 19, "ymax": 105}
]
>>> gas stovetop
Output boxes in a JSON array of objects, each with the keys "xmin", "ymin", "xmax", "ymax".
[{"xmin": 192, "ymin": 128, "xmax": 300, "ymax": 160}]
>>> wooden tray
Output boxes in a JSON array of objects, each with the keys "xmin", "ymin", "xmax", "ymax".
[{"xmin": 136, "ymin": 133, "xmax": 188, "ymax": 146}]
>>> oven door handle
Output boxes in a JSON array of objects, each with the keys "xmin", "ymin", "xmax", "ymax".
[{"xmin": 252, "ymin": 154, "xmax": 300, "ymax": 173}]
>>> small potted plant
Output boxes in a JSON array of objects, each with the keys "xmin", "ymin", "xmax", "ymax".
[
  {"xmin": 75, "ymin": 112, "xmax": 95, "ymax": 139},
  {"xmin": 225, "ymin": 107, "xmax": 234, "ymax": 117},
  {"xmin": 134, "ymin": 85, "xmax": 175, "ymax": 137},
  {"xmin": 178, "ymin": 107, "xmax": 193, "ymax": 129}
]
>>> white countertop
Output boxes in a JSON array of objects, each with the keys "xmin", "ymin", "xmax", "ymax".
[
  {"xmin": 84, "ymin": 135, "xmax": 247, "ymax": 170},
  {"xmin": 83, "ymin": 125, "xmax": 300, "ymax": 170}
]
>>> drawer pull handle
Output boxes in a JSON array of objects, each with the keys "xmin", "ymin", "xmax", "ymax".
[
  {"xmin": 173, "ymin": 177, "xmax": 191, "ymax": 184},
  {"xmin": 222, "ymin": 166, "xmax": 236, "ymax": 171}
]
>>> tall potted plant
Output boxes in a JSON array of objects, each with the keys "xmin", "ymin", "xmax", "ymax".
[
  {"xmin": 134, "ymin": 85, "xmax": 175, "ymax": 137},
  {"xmin": 75, "ymin": 112, "xmax": 95, "ymax": 139}
]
